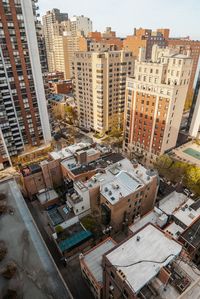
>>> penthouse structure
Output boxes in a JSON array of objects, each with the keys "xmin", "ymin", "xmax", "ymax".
[
  {"xmin": 73, "ymin": 51, "xmax": 135, "ymax": 132},
  {"xmin": 0, "ymin": 0, "xmax": 51, "ymax": 167},
  {"xmin": 123, "ymin": 45, "xmax": 192, "ymax": 165}
]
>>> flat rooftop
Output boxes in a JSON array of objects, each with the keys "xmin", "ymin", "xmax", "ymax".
[
  {"xmin": 129, "ymin": 207, "xmax": 168, "ymax": 234},
  {"xmin": 50, "ymin": 142, "xmax": 91, "ymax": 160},
  {"xmin": 0, "ymin": 179, "xmax": 71, "ymax": 299},
  {"xmin": 101, "ymin": 171, "xmax": 143, "ymax": 204},
  {"xmin": 37, "ymin": 189, "xmax": 59, "ymax": 204},
  {"xmin": 173, "ymin": 198, "xmax": 200, "ymax": 227},
  {"xmin": 85, "ymin": 158, "xmax": 157, "ymax": 204},
  {"xmin": 178, "ymin": 277, "xmax": 200, "ymax": 299},
  {"xmin": 181, "ymin": 216, "xmax": 200, "ymax": 247},
  {"xmin": 82, "ymin": 238, "xmax": 116, "ymax": 285},
  {"xmin": 172, "ymin": 141, "xmax": 200, "ymax": 167},
  {"xmin": 164, "ymin": 222, "xmax": 184, "ymax": 239},
  {"xmin": 61, "ymin": 153, "xmax": 124, "ymax": 176},
  {"xmin": 106, "ymin": 224, "xmax": 182, "ymax": 294},
  {"xmin": 158, "ymin": 191, "xmax": 188, "ymax": 215}
]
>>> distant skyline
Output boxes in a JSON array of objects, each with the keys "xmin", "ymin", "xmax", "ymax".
[{"xmin": 39, "ymin": 0, "xmax": 200, "ymax": 40}]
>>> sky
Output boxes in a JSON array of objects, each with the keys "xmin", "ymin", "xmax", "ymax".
[{"xmin": 38, "ymin": 0, "xmax": 200, "ymax": 40}]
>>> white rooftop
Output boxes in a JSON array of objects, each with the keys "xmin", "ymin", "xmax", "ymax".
[
  {"xmin": 37, "ymin": 189, "xmax": 58, "ymax": 204},
  {"xmin": 129, "ymin": 207, "xmax": 168, "ymax": 234},
  {"xmin": 82, "ymin": 238, "xmax": 116, "ymax": 284},
  {"xmin": 50, "ymin": 142, "xmax": 91, "ymax": 160},
  {"xmin": 159, "ymin": 191, "xmax": 188, "ymax": 215},
  {"xmin": 106, "ymin": 224, "xmax": 182, "ymax": 294},
  {"xmin": 84, "ymin": 158, "xmax": 157, "ymax": 204},
  {"xmin": 101, "ymin": 171, "xmax": 142, "ymax": 204},
  {"xmin": 164, "ymin": 222, "xmax": 184, "ymax": 239},
  {"xmin": 173, "ymin": 198, "xmax": 200, "ymax": 227}
]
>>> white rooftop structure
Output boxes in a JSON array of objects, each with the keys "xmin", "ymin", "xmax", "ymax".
[
  {"xmin": 130, "ymin": 207, "xmax": 168, "ymax": 234},
  {"xmin": 106, "ymin": 224, "xmax": 182, "ymax": 294},
  {"xmin": 173, "ymin": 198, "xmax": 200, "ymax": 227},
  {"xmin": 37, "ymin": 189, "xmax": 58, "ymax": 204},
  {"xmin": 101, "ymin": 171, "xmax": 143, "ymax": 204},
  {"xmin": 81, "ymin": 238, "xmax": 116, "ymax": 284},
  {"xmin": 158, "ymin": 191, "xmax": 188, "ymax": 215},
  {"xmin": 49, "ymin": 142, "xmax": 91, "ymax": 160},
  {"xmin": 129, "ymin": 192, "xmax": 187, "ymax": 234},
  {"xmin": 85, "ymin": 158, "xmax": 157, "ymax": 204},
  {"xmin": 164, "ymin": 222, "xmax": 184, "ymax": 239}
]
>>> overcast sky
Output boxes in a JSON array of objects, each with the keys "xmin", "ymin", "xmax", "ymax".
[{"xmin": 38, "ymin": 0, "xmax": 200, "ymax": 40}]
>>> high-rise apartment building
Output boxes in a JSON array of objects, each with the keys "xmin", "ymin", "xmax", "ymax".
[
  {"xmin": 167, "ymin": 38, "xmax": 200, "ymax": 103},
  {"xmin": 123, "ymin": 45, "xmax": 192, "ymax": 165},
  {"xmin": 123, "ymin": 28, "xmax": 169, "ymax": 59},
  {"xmin": 70, "ymin": 15, "xmax": 92, "ymax": 36},
  {"xmin": 0, "ymin": 0, "xmax": 51, "ymax": 167},
  {"xmin": 73, "ymin": 51, "xmax": 135, "ymax": 132},
  {"xmin": 42, "ymin": 9, "xmax": 68, "ymax": 72},
  {"xmin": 42, "ymin": 11, "xmax": 92, "ymax": 78},
  {"xmin": 188, "ymin": 71, "xmax": 200, "ymax": 138}
]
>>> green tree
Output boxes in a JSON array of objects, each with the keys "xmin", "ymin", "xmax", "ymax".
[{"xmin": 65, "ymin": 106, "xmax": 78, "ymax": 125}]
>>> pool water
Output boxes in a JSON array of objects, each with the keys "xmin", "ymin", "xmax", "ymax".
[{"xmin": 183, "ymin": 148, "xmax": 200, "ymax": 160}]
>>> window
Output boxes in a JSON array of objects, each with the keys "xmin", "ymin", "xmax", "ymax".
[
  {"xmin": 111, "ymin": 271, "xmax": 115, "ymax": 279},
  {"xmin": 123, "ymin": 289, "xmax": 129, "ymax": 298}
]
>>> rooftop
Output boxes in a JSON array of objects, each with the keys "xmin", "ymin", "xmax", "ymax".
[
  {"xmin": 101, "ymin": 171, "xmax": 142, "ymax": 204},
  {"xmin": 81, "ymin": 238, "xmax": 116, "ymax": 285},
  {"xmin": 61, "ymin": 153, "xmax": 124, "ymax": 176},
  {"xmin": 173, "ymin": 198, "xmax": 200, "ymax": 227},
  {"xmin": 58, "ymin": 229, "xmax": 92, "ymax": 253},
  {"xmin": 158, "ymin": 191, "xmax": 188, "ymax": 215},
  {"xmin": 37, "ymin": 189, "xmax": 59, "ymax": 205},
  {"xmin": 50, "ymin": 142, "xmax": 91, "ymax": 160},
  {"xmin": 106, "ymin": 224, "xmax": 182, "ymax": 294},
  {"xmin": 181, "ymin": 216, "xmax": 200, "ymax": 248},
  {"xmin": 172, "ymin": 141, "xmax": 200, "ymax": 167},
  {"xmin": 85, "ymin": 158, "xmax": 157, "ymax": 204},
  {"xmin": 129, "ymin": 207, "xmax": 168, "ymax": 234},
  {"xmin": 0, "ymin": 179, "xmax": 71, "ymax": 299},
  {"xmin": 164, "ymin": 222, "xmax": 184, "ymax": 239}
]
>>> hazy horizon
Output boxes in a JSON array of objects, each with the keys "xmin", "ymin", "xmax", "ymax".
[{"xmin": 38, "ymin": 0, "xmax": 200, "ymax": 40}]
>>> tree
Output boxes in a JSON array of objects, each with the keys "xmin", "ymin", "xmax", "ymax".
[
  {"xmin": 65, "ymin": 106, "xmax": 78, "ymax": 126},
  {"xmin": 55, "ymin": 225, "xmax": 64, "ymax": 235}
]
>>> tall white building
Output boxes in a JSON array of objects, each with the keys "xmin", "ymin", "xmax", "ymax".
[
  {"xmin": 189, "ymin": 72, "xmax": 200, "ymax": 138},
  {"xmin": 70, "ymin": 15, "xmax": 92, "ymax": 36},
  {"xmin": 42, "ymin": 9, "xmax": 68, "ymax": 72},
  {"xmin": 73, "ymin": 51, "xmax": 135, "ymax": 133},
  {"xmin": 123, "ymin": 45, "xmax": 192, "ymax": 165},
  {"xmin": 0, "ymin": 0, "xmax": 51, "ymax": 167}
]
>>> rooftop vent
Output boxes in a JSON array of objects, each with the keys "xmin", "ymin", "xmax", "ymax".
[
  {"xmin": 108, "ymin": 191, "xmax": 112, "ymax": 195},
  {"xmin": 136, "ymin": 236, "xmax": 140, "ymax": 242}
]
